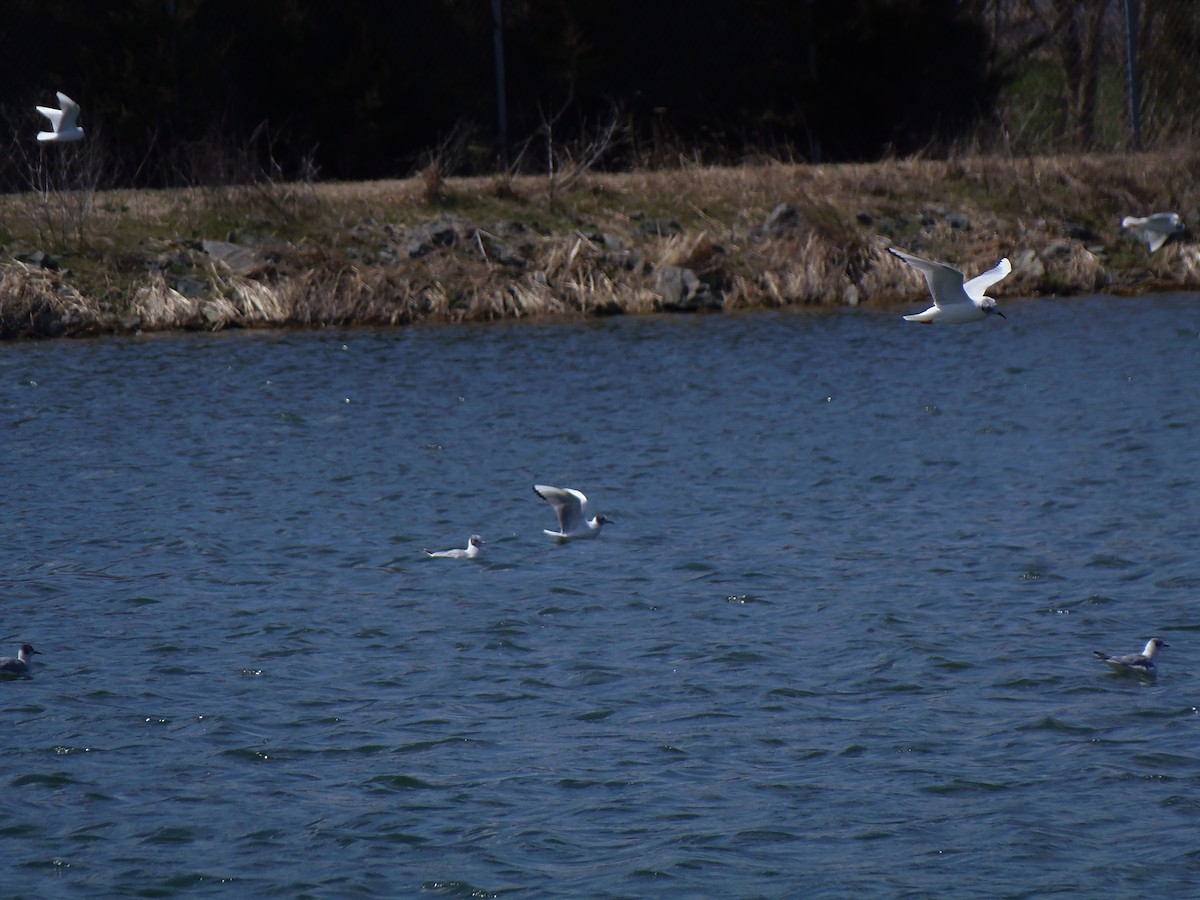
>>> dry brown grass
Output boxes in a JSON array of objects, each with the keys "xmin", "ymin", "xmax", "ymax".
[
  {"xmin": 2, "ymin": 151, "xmax": 1199, "ymax": 337},
  {"xmin": 0, "ymin": 262, "xmax": 108, "ymax": 338}
]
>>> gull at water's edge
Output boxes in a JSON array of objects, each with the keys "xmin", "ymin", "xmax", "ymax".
[
  {"xmin": 423, "ymin": 534, "xmax": 485, "ymax": 559},
  {"xmin": 1093, "ymin": 637, "xmax": 1168, "ymax": 676},
  {"xmin": 0, "ymin": 644, "xmax": 40, "ymax": 676},
  {"xmin": 36, "ymin": 92, "xmax": 84, "ymax": 142},
  {"xmin": 889, "ymin": 247, "xmax": 1010, "ymax": 324},
  {"xmin": 533, "ymin": 484, "xmax": 610, "ymax": 542}
]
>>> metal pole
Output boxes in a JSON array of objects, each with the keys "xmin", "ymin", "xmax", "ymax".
[
  {"xmin": 806, "ymin": 0, "xmax": 821, "ymax": 163},
  {"xmin": 491, "ymin": 0, "xmax": 509, "ymax": 169},
  {"xmin": 1123, "ymin": 0, "xmax": 1141, "ymax": 150}
]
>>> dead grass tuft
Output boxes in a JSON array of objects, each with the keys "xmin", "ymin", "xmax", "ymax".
[{"xmin": 0, "ymin": 262, "xmax": 107, "ymax": 338}]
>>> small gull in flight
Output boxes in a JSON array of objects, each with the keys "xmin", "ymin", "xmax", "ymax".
[
  {"xmin": 36, "ymin": 92, "xmax": 84, "ymax": 142},
  {"xmin": 0, "ymin": 644, "xmax": 40, "ymax": 676},
  {"xmin": 534, "ymin": 484, "xmax": 610, "ymax": 542},
  {"xmin": 1120, "ymin": 213, "xmax": 1184, "ymax": 253},
  {"xmin": 1093, "ymin": 637, "xmax": 1168, "ymax": 676},
  {"xmin": 423, "ymin": 534, "xmax": 485, "ymax": 559},
  {"xmin": 889, "ymin": 247, "xmax": 1010, "ymax": 324}
]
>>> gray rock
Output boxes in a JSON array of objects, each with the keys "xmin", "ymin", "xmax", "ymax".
[
  {"xmin": 919, "ymin": 209, "xmax": 970, "ymax": 230},
  {"xmin": 173, "ymin": 275, "xmax": 210, "ymax": 298},
  {"xmin": 203, "ymin": 239, "xmax": 265, "ymax": 276},
  {"xmin": 472, "ymin": 229, "xmax": 528, "ymax": 269},
  {"xmin": 1011, "ymin": 248, "xmax": 1044, "ymax": 278},
  {"xmin": 407, "ymin": 220, "xmax": 460, "ymax": 258},
  {"xmin": 763, "ymin": 202, "xmax": 805, "ymax": 235},
  {"xmin": 589, "ymin": 231, "xmax": 625, "ymax": 250},
  {"xmin": 944, "ymin": 210, "xmax": 971, "ymax": 230},
  {"xmin": 1064, "ymin": 221, "xmax": 1099, "ymax": 242},
  {"xmin": 163, "ymin": 249, "xmax": 192, "ymax": 271},
  {"xmin": 609, "ymin": 247, "xmax": 645, "ymax": 272},
  {"xmin": 638, "ymin": 218, "xmax": 682, "ymax": 238},
  {"xmin": 494, "ymin": 249, "xmax": 528, "ymax": 269},
  {"xmin": 15, "ymin": 249, "xmax": 57, "ymax": 270},
  {"xmin": 872, "ymin": 215, "xmax": 905, "ymax": 237},
  {"xmin": 655, "ymin": 265, "xmax": 723, "ymax": 312},
  {"xmin": 405, "ymin": 224, "xmax": 456, "ymax": 259},
  {"xmin": 1042, "ymin": 239, "xmax": 1073, "ymax": 258}
]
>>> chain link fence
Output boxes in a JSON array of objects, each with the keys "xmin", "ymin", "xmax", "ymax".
[{"xmin": 970, "ymin": 0, "xmax": 1199, "ymax": 153}]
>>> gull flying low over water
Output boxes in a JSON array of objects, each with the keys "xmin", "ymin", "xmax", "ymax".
[
  {"xmin": 36, "ymin": 92, "xmax": 84, "ymax": 142},
  {"xmin": 889, "ymin": 247, "xmax": 1010, "ymax": 324},
  {"xmin": 534, "ymin": 484, "xmax": 610, "ymax": 542},
  {"xmin": 1121, "ymin": 212, "xmax": 1184, "ymax": 253},
  {"xmin": 423, "ymin": 534, "xmax": 485, "ymax": 559},
  {"xmin": 1093, "ymin": 637, "xmax": 1168, "ymax": 676},
  {"xmin": 0, "ymin": 644, "xmax": 40, "ymax": 676}
]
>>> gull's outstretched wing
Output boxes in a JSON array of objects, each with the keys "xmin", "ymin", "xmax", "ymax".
[
  {"xmin": 534, "ymin": 484, "xmax": 587, "ymax": 533},
  {"xmin": 889, "ymin": 247, "xmax": 968, "ymax": 309},
  {"xmin": 963, "ymin": 257, "xmax": 1012, "ymax": 302},
  {"xmin": 36, "ymin": 105, "xmax": 63, "ymax": 129},
  {"xmin": 55, "ymin": 93, "xmax": 80, "ymax": 130}
]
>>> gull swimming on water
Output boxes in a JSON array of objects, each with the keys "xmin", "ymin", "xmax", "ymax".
[
  {"xmin": 0, "ymin": 644, "xmax": 40, "ymax": 676},
  {"xmin": 534, "ymin": 484, "xmax": 610, "ymax": 542},
  {"xmin": 889, "ymin": 247, "xmax": 1010, "ymax": 324},
  {"xmin": 1120, "ymin": 213, "xmax": 1184, "ymax": 253},
  {"xmin": 36, "ymin": 92, "xmax": 84, "ymax": 142},
  {"xmin": 1093, "ymin": 637, "xmax": 1168, "ymax": 676},
  {"xmin": 423, "ymin": 534, "xmax": 485, "ymax": 559}
]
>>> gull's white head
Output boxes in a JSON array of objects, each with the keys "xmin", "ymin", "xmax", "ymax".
[
  {"xmin": 1142, "ymin": 637, "xmax": 1168, "ymax": 658},
  {"xmin": 468, "ymin": 534, "xmax": 485, "ymax": 547},
  {"xmin": 978, "ymin": 297, "xmax": 1005, "ymax": 318}
]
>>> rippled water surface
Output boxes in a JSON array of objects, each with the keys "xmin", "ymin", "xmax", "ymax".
[{"xmin": 2, "ymin": 295, "xmax": 1199, "ymax": 897}]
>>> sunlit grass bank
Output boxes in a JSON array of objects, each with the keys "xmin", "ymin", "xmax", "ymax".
[{"xmin": 1, "ymin": 152, "xmax": 1198, "ymax": 338}]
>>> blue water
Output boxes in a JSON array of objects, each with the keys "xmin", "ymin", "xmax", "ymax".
[{"xmin": 1, "ymin": 295, "xmax": 1199, "ymax": 897}]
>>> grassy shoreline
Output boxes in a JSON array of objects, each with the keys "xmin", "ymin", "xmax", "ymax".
[{"xmin": 1, "ymin": 152, "xmax": 1198, "ymax": 338}]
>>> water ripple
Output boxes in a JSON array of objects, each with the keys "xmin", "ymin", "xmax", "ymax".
[{"xmin": 0, "ymin": 301, "xmax": 1198, "ymax": 895}]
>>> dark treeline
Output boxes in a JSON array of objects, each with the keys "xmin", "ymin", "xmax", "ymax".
[{"xmin": 1, "ymin": 0, "xmax": 997, "ymax": 187}]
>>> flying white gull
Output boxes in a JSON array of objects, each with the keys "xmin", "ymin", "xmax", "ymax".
[
  {"xmin": 1120, "ymin": 213, "xmax": 1184, "ymax": 253},
  {"xmin": 423, "ymin": 534, "xmax": 485, "ymax": 559},
  {"xmin": 889, "ymin": 247, "xmax": 1010, "ymax": 324},
  {"xmin": 36, "ymin": 92, "xmax": 84, "ymax": 142},
  {"xmin": 0, "ymin": 644, "xmax": 40, "ymax": 676},
  {"xmin": 533, "ymin": 484, "xmax": 610, "ymax": 542},
  {"xmin": 1093, "ymin": 637, "xmax": 1168, "ymax": 676}
]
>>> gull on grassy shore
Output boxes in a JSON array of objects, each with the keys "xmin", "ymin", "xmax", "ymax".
[
  {"xmin": 1093, "ymin": 637, "xmax": 1168, "ymax": 676},
  {"xmin": 889, "ymin": 247, "xmax": 1010, "ymax": 324},
  {"xmin": 0, "ymin": 644, "xmax": 40, "ymax": 676},
  {"xmin": 423, "ymin": 534, "xmax": 485, "ymax": 559},
  {"xmin": 1120, "ymin": 212, "xmax": 1184, "ymax": 253},
  {"xmin": 534, "ymin": 484, "xmax": 610, "ymax": 542},
  {"xmin": 36, "ymin": 92, "xmax": 84, "ymax": 142}
]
